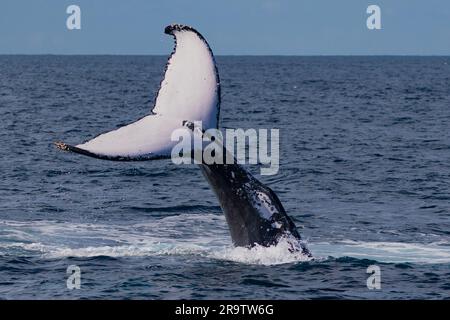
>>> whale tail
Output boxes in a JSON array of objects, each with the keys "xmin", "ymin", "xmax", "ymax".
[
  {"xmin": 55, "ymin": 24, "xmax": 220, "ymax": 161},
  {"xmin": 55, "ymin": 24, "xmax": 310, "ymax": 256}
]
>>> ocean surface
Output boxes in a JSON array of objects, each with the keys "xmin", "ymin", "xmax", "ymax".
[{"xmin": 0, "ymin": 55, "xmax": 449, "ymax": 299}]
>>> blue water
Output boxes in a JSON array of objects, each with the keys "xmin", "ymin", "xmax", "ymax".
[{"xmin": 0, "ymin": 56, "xmax": 450, "ymax": 299}]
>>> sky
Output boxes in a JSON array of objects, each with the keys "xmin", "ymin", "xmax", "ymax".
[{"xmin": 0, "ymin": 0, "xmax": 449, "ymax": 55}]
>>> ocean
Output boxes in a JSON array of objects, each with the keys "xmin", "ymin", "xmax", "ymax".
[{"xmin": 0, "ymin": 55, "xmax": 449, "ymax": 299}]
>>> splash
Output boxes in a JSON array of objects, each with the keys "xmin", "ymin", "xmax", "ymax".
[{"xmin": 209, "ymin": 237, "xmax": 312, "ymax": 265}]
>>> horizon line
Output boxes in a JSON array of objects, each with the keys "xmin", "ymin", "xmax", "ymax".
[{"xmin": 0, "ymin": 53, "xmax": 450, "ymax": 57}]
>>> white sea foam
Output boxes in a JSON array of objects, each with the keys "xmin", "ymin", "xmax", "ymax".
[
  {"xmin": 1, "ymin": 219, "xmax": 450, "ymax": 265},
  {"xmin": 0, "ymin": 218, "xmax": 311, "ymax": 265},
  {"xmin": 309, "ymin": 240, "xmax": 450, "ymax": 264},
  {"xmin": 2, "ymin": 240, "xmax": 312, "ymax": 266}
]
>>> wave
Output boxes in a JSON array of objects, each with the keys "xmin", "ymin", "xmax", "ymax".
[
  {"xmin": 1, "ymin": 219, "xmax": 450, "ymax": 265},
  {"xmin": 2, "ymin": 239, "xmax": 312, "ymax": 266}
]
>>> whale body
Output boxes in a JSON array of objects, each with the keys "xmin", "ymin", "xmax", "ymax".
[
  {"xmin": 55, "ymin": 24, "xmax": 310, "ymax": 256},
  {"xmin": 199, "ymin": 162, "xmax": 310, "ymax": 255}
]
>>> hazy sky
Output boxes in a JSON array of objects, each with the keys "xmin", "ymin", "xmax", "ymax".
[{"xmin": 0, "ymin": 0, "xmax": 449, "ymax": 55}]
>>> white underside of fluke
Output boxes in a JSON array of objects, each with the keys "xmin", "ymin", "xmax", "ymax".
[
  {"xmin": 71, "ymin": 24, "xmax": 219, "ymax": 160},
  {"xmin": 76, "ymin": 115, "xmax": 185, "ymax": 158}
]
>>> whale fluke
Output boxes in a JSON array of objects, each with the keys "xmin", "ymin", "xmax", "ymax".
[{"xmin": 56, "ymin": 24, "xmax": 220, "ymax": 161}]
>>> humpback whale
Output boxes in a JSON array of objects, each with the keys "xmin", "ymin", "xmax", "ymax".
[{"xmin": 55, "ymin": 24, "xmax": 311, "ymax": 256}]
